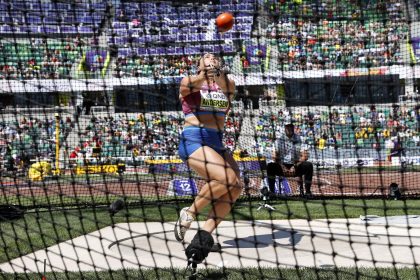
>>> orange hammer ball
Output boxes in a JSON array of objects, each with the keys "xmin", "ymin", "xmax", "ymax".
[{"xmin": 215, "ymin": 12, "xmax": 234, "ymax": 32}]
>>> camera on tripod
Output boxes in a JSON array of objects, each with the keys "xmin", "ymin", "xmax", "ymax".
[
  {"xmin": 257, "ymin": 184, "xmax": 276, "ymax": 212},
  {"xmin": 389, "ymin": 183, "xmax": 401, "ymax": 200},
  {"xmin": 260, "ymin": 186, "xmax": 275, "ymax": 200}
]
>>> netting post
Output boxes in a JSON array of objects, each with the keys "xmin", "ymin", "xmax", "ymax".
[{"xmin": 54, "ymin": 112, "xmax": 61, "ymax": 175}]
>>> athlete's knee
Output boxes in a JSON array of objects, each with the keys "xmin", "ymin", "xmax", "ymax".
[
  {"xmin": 228, "ymin": 181, "xmax": 243, "ymax": 200},
  {"xmin": 208, "ymin": 175, "xmax": 242, "ymax": 201},
  {"xmin": 212, "ymin": 169, "xmax": 240, "ymax": 189}
]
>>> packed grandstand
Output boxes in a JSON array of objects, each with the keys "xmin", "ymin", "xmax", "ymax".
[
  {"xmin": 0, "ymin": 0, "xmax": 419, "ymax": 177},
  {"xmin": 1, "ymin": 1, "xmax": 420, "ymax": 278}
]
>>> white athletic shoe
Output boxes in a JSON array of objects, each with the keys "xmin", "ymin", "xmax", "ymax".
[{"xmin": 174, "ymin": 207, "xmax": 195, "ymax": 241}]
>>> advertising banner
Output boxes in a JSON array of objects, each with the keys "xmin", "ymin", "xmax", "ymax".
[
  {"xmin": 412, "ymin": 37, "xmax": 420, "ymax": 59},
  {"xmin": 167, "ymin": 179, "xmax": 198, "ymax": 196}
]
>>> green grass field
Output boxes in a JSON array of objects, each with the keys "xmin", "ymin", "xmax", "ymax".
[
  {"xmin": 4, "ymin": 267, "xmax": 420, "ymax": 280},
  {"xmin": 0, "ymin": 198, "xmax": 419, "ymax": 279}
]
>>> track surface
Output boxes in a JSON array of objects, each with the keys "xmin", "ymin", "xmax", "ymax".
[{"xmin": 1, "ymin": 171, "xmax": 419, "ymax": 200}]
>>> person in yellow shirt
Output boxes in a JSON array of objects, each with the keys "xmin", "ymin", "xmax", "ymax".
[{"xmin": 318, "ymin": 137, "xmax": 326, "ymax": 150}]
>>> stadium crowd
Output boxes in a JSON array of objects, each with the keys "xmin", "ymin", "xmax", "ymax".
[
  {"xmin": 112, "ymin": 55, "xmax": 201, "ymax": 78},
  {"xmin": 0, "ymin": 0, "xmax": 418, "ymax": 171},
  {"xmin": 264, "ymin": 0, "xmax": 404, "ymax": 20},
  {"xmin": 0, "ymin": 116, "xmax": 73, "ymax": 171},
  {"xmin": 109, "ymin": 0, "xmax": 408, "ymax": 76},
  {"xmin": 112, "ymin": 54, "xmax": 236, "ymax": 78},
  {"xmin": 0, "ymin": 38, "xmax": 85, "ymax": 80},
  {"xmin": 265, "ymin": 1, "xmax": 407, "ymax": 70},
  {"xmin": 254, "ymin": 104, "xmax": 420, "ymax": 155},
  {"xmin": 1, "ymin": 102, "xmax": 418, "ymax": 172},
  {"xmin": 0, "ymin": 0, "xmax": 412, "ymax": 80},
  {"xmin": 69, "ymin": 111, "xmax": 243, "ymax": 162}
]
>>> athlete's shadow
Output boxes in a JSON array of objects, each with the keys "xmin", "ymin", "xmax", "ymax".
[{"xmin": 222, "ymin": 229, "xmax": 303, "ymax": 248}]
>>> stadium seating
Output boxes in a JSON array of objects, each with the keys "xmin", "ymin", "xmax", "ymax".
[
  {"xmin": 0, "ymin": 116, "xmax": 74, "ymax": 163},
  {"xmin": 108, "ymin": 0, "xmax": 254, "ymax": 77},
  {"xmin": 109, "ymin": 1, "xmax": 254, "ymax": 46},
  {"xmin": 264, "ymin": 0, "xmax": 407, "ymax": 70},
  {"xmin": 0, "ymin": 40, "xmax": 87, "ymax": 79},
  {"xmin": 0, "ymin": 0, "xmax": 108, "ymax": 36},
  {"xmin": 112, "ymin": 53, "xmax": 235, "ymax": 78},
  {"xmin": 0, "ymin": 0, "xmax": 417, "ymax": 164},
  {"xmin": 0, "ymin": 0, "xmax": 410, "ymax": 79},
  {"xmin": 39, "ymin": 103, "xmax": 414, "ymax": 164},
  {"xmin": 253, "ymin": 104, "xmax": 419, "ymax": 157}
]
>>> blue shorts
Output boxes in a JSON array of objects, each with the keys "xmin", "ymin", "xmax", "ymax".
[{"xmin": 178, "ymin": 126, "xmax": 226, "ymax": 161}]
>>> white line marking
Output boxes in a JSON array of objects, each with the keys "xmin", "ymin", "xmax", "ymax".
[{"xmin": 217, "ymin": 261, "xmax": 228, "ymax": 267}]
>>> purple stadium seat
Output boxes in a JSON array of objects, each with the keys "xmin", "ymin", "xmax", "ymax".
[
  {"xmin": 189, "ymin": 34, "xmax": 199, "ymax": 41},
  {"xmin": 177, "ymin": 34, "xmax": 187, "ymax": 41},
  {"xmin": 93, "ymin": 3, "xmax": 106, "ymax": 10},
  {"xmin": 136, "ymin": 36, "xmax": 146, "ymax": 43},
  {"xmin": 115, "ymin": 28, "xmax": 128, "ymax": 35},
  {"xmin": 41, "ymin": 3, "xmax": 53, "ymax": 10},
  {"xmin": 167, "ymin": 14, "xmax": 178, "ymax": 20},
  {"xmin": 1, "ymin": 25, "xmax": 12, "ymax": 33},
  {"xmin": 175, "ymin": 47, "xmax": 183, "ymax": 55},
  {"xmin": 223, "ymin": 45, "xmax": 234, "ymax": 52},
  {"xmin": 56, "ymin": 3, "xmax": 71, "ymax": 10},
  {"xmin": 1, "ymin": 17, "xmax": 11, "ymax": 24},
  {"xmin": 26, "ymin": 15, "xmax": 42, "ymax": 24},
  {"xmin": 31, "ymin": 26, "xmax": 40, "ymax": 33},
  {"xmin": 203, "ymin": 11, "xmax": 212, "ymax": 18},
  {"xmin": 147, "ymin": 15, "xmax": 159, "ymax": 21},
  {"xmin": 78, "ymin": 26, "xmax": 93, "ymax": 33},
  {"xmin": 128, "ymin": 36, "xmax": 137, "ymax": 43},
  {"xmin": 63, "ymin": 16, "xmax": 75, "ymax": 24},
  {"xmin": 238, "ymin": 4, "xmax": 247, "ymax": 11},
  {"xmin": 137, "ymin": 48, "xmax": 147, "ymax": 55},
  {"xmin": 119, "ymin": 49, "xmax": 129, "ymax": 56},
  {"xmin": 81, "ymin": 16, "xmax": 93, "ymax": 23},
  {"xmin": 113, "ymin": 22, "xmax": 127, "ymax": 29},
  {"xmin": 204, "ymin": 45, "xmax": 214, "ymax": 53},
  {"xmin": 44, "ymin": 17, "xmax": 57, "ymax": 24},
  {"xmin": 159, "ymin": 35, "xmax": 168, "ymax": 42},
  {"xmin": 115, "ymin": 37, "xmax": 128, "ymax": 45},
  {"xmin": 12, "ymin": 2, "xmax": 26, "ymax": 10},
  {"xmin": 93, "ymin": 15, "xmax": 102, "ymax": 21},
  {"xmin": 221, "ymin": 4, "xmax": 231, "ymax": 11},
  {"xmin": 167, "ymin": 47, "xmax": 176, "ymax": 55},
  {"xmin": 187, "ymin": 46, "xmax": 200, "ymax": 54},
  {"xmin": 61, "ymin": 26, "xmax": 77, "ymax": 34},
  {"xmin": 40, "ymin": 26, "xmax": 58, "ymax": 33},
  {"xmin": 166, "ymin": 34, "xmax": 176, "ymax": 42},
  {"xmin": 156, "ymin": 47, "xmax": 166, "ymax": 55}
]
